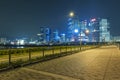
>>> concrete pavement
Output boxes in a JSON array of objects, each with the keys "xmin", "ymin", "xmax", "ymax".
[{"xmin": 0, "ymin": 45, "xmax": 120, "ymax": 80}]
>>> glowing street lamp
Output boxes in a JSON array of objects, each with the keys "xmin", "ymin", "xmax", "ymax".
[
  {"xmin": 69, "ymin": 12, "xmax": 74, "ymax": 17},
  {"xmin": 85, "ymin": 29, "xmax": 90, "ymax": 34}
]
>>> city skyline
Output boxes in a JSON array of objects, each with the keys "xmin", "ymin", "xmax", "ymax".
[{"xmin": 0, "ymin": 0, "xmax": 120, "ymax": 38}]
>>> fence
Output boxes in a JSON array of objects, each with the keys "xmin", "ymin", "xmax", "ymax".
[{"xmin": 0, "ymin": 45, "xmax": 99, "ymax": 71}]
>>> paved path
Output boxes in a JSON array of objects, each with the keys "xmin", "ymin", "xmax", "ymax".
[{"xmin": 0, "ymin": 45, "xmax": 120, "ymax": 80}]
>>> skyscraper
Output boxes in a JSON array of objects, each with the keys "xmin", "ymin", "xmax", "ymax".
[
  {"xmin": 67, "ymin": 17, "xmax": 111, "ymax": 42},
  {"xmin": 38, "ymin": 27, "xmax": 51, "ymax": 43},
  {"xmin": 99, "ymin": 19, "xmax": 110, "ymax": 42},
  {"xmin": 68, "ymin": 16, "xmax": 80, "ymax": 42}
]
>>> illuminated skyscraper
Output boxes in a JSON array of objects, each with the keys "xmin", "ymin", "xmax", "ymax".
[
  {"xmin": 52, "ymin": 30, "xmax": 60, "ymax": 42},
  {"xmin": 99, "ymin": 19, "xmax": 110, "ymax": 42},
  {"xmin": 87, "ymin": 18, "xmax": 110, "ymax": 42},
  {"xmin": 68, "ymin": 16, "xmax": 80, "ymax": 42},
  {"xmin": 38, "ymin": 27, "xmax": 51, "ymax": 43},
  {"xmin": 60, "ymin": 34, "xmax": 66, "ymax": 42},
  {"xmin": 68, "ymin": 16, "xmax": 89, "ymax": 42},
  {"xmin": 0, "ymin": 38, "xmax": 7, "ymax": 44},
  {"xmin": 67, "ymin": 18, "xmax": 110, "ymax": 42},
  {"xmin": 67, "ymin": 12, "xmax": 110, "ymax": 42},
  {"xmin": 88, "ymin": 18, "xmax": 100, "ymax": 42}
]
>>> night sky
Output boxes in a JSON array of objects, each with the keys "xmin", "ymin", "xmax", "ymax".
[{"xmin": 0, "ymin": 0, "xmax": 120, "ymax": 39}]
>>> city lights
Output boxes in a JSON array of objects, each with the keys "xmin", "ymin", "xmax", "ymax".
[
  {"xmin": 0, "ymin": 12, "xmax": 111, "ymax": 46},
  {"xmin": 62, "ymin": 34, "xmax": 65, "ymax": 36},
  {"xmin": 85, "ymin": 29, "xmax": 90, "ymax": 34},
  {"xmin": 91, "ymin": 18, "xmax": 96, "ymax": 22},
  {"xmin": 74, "ymin": 29, "xmax": 78, "ymax": 33},
  {"xmin": 69, "ymin": 12, "xmax": 74, "ymax": 17}
]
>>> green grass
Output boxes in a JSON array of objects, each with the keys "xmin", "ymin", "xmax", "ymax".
[{"xmin": 0, "ymin": 45, "xmax": 99, "ymax": 70}]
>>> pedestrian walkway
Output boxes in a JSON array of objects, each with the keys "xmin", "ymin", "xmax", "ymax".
[
  {"xmin": 22, "ymin": 68, "xmax": 79, "ymax": 80},
  {"xmin": 0, "ymin": 45, "xmax": 120, "ymax": 80}
]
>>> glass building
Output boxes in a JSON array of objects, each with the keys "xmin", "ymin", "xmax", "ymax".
[
  {"xmin": 68, "ymin": 17, "xmax": 80, "ymax": 42},
  {"xmin": 99, "ymin": 19, "xmax": 110, "ymax": 42},
  {"xmin": 67, "ymin": 17, "xmax": 111, "ymax": 42},
  {"xmin": 38, "ymin": 27, "xmax": 51, "ymax": 43}
]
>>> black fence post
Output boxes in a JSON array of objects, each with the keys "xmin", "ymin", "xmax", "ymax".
[
  {"xmin": 29, "ymin": 49, "xmax": 31, "ymax": 62},
  {"xmin": 79, "ymin": 46, "xmax": 81, "ymax": 51},
  {"xmin": 8, "ymin": 50, "xmax": 12, "ymax": 66}
]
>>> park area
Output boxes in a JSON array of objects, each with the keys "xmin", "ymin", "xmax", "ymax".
[
  {"xmin": 0, "ymin": 45, "xmax": 120, "ymax": 80},
  {"xmin": 0, "ymin": 45, "xmax": 97, "ymax": 70}
]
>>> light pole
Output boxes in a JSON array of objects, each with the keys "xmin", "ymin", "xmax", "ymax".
[
  {"xmin": 69, "ymin": 12, "xmax": 82, "ymax": 50},
  {"xmin": 80, "ymin": 31, "xmax": 82, "ymax": 50},
  {"xmin": 79, "ymin": 25, "xmax": 83, "ymax": 51},
  {"xmin": 69, "ymin": 11, "xmax": 75, "ymax": 42},
  {"xmin": 69, "ymin": 12, "xmax": 81, "ymax": 50}
]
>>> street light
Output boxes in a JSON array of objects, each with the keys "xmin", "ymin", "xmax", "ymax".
[
  {"xmin": 69, "ymin": 12, "xmax": 74, "ymax": 17},
  {"xmin": 80, "ymin": 31, "xmax": 82, "ymax": 50},
  {"xmin": 85, "ymin": 29, "xmax": 90, "ymax": 34}
]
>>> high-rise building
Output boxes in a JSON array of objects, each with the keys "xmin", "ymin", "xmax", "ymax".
[
  {"xmin": 67, "ymin": 17, "xmax": 111, "ymax": 42},
  {"xmin": 52, "ymin": 30, "xmax": 60, "ymax": 42},
  {"xmin": 60, "ymin": 34, "xmax": 66, "ymax": 42},
  {"xmin": 88, "ymin": 18, "xmax": 100, "ymax": 42},
  {"xmin": 0, "ymin": 38, "xmax": 7, "ymax": 44},
  {"xmin": 99, "ymin": 19, "xmax": 110, "ymax": 42},
  {"xmin": 68, "ymin": 17, "xmax": 80, "ymax": 42},
  {"xmin": 38, "ymin": 27, "xmax": 51, "ymax": 43},
  {"xmin": 80, "ymin": 20, "xmax": 88, "ymax": 42}
]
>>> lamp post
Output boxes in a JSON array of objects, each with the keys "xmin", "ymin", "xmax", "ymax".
[
  {"xmin": 69, "ymin": 11, "xmax": 75, "ymax": 42},
  {"xmin": 69, "ymin": 12, "xmax": 82, "ymax": 50},
  {"xmin": 84, "ymin": 29, "xmax": 90, "ymax": 50},
  {"xmin": 80, "ymin": 31, "xmax": 82, "ymax": 50}
]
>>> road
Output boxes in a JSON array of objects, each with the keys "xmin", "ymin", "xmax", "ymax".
[{"xmin": 0, "ymin": 45, "xmax": 120, "ymax": 80}]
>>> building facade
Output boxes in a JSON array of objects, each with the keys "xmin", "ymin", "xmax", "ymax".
[
  {"xmin": 99, "ymin": 19, "xmax": 110, "ymax": 42},
  {"xmin": 67, "ymin": 17, "xmax": 111, "ymax": 42},
  {"xmin": 37, "ymin": 27, "xmax": 51, "ymax": 44}
]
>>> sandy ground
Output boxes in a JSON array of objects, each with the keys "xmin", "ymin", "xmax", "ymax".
[{"xmin": 0, "ymin": 45, "xmax": 120, "ymax": 80}]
